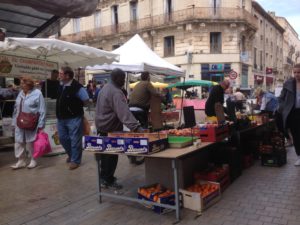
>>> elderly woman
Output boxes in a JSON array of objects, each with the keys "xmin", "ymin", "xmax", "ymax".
[
  {"xmin": 278, "ymin": 63, "xmax": 300, "ymax": 166},
  {"xmin": 11, "ymin": 77, "xmax": 46, "ymax": 169}
]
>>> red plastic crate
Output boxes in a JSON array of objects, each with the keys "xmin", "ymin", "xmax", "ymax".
[{"xmin": 198, "ymin": 125, "xmax": 229, "ymax": 142}]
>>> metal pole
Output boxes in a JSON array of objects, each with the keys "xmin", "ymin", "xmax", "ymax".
[{"xmin": 172, "ymin": 159, "xmax": 180, "ymax": 222}]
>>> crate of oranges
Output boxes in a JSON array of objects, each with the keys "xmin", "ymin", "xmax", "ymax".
[
  {"xmin": 137, "ymin": 183, "xmax": 175, "ymax": 214},
  {"xmin": 179, "ymin": 181, "xmax": 221, "ymax": 213}
]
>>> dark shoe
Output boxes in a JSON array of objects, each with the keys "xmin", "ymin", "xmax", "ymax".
[
  {"xmin": 69, "ymin": 162, "xmax": 80, "ymax": 170},
  {"xmin": 66, "ymin": 157, "xmax": 71, "ymax": 163},
  {"xmin": 100, "ymin": 179, "xmax": 123, "ymax": 190}
]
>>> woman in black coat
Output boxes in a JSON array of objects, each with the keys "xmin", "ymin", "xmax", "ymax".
[{"xmin": 278, "ymin": 63, "xmax": 300, "ymax": 166}]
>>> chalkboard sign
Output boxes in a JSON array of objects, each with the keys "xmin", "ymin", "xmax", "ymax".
[{"xmin": 183, "ymin": 106, "xmax": 196, "ymax": 128}]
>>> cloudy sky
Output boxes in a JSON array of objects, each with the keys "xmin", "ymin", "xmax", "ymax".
[{"xmin": 256, "ymin": 0, "xmax": 300, "ymax": 35}]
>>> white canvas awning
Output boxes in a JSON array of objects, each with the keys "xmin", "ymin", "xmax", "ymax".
[{"xmin": 87, "ymin": 34, "xmax": 184, "ymax": 77}]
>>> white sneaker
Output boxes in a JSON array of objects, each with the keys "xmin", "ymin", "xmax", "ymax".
[
  {"xmin": 11, "ymin": 159, "xmax": 26, "ymax": 169},
  {"xmin": 294, "ymin": 159, "xmax": 300, "ymax": 166},
  {"xmin": 27, "ymin": 159, "xmax": 37, "ymax": 169}
]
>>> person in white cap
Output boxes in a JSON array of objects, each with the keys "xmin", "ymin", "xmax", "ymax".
[{"xmin": 0, "ymin": 28, "xmax": 6, "ymax": 41}]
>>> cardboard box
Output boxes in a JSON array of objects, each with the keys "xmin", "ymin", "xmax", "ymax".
[
  {"xmin": 103, "ymin": 137, "xmax": 125, "ymax": 153},
  {"xmin": 180, "ymin": 181, "xmax": 221, "ymax": 213},
  {"xmin": 138, "ymin": 184, "xmax": 175, "ymax": 214},
  {"xmin": 83, "ymin": 136, "xmax": 104, "ymax": 151},
  {"xmin": 108, "ymin": 132, "xmax": 166, "ymax": 141},
  {"xmin": 83, "ymin": 136, "xmax": 125, "ymax": 152},
  {"xmin": 124, "ymin": 137, "xmax": 168, "ymax": 154}
]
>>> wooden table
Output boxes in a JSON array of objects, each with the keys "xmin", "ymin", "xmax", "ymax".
[{"xmin": 93, "ymin": 142, "xmax": 214, "ymax": 222}]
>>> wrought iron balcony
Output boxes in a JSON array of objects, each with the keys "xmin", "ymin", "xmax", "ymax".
[{"xmin": 60, "ymin": 7, "xmax": 258, "ymax": 43}]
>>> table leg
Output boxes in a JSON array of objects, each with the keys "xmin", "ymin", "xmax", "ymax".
[
  {"xmin": 172, "ymin": 159, "xmax": 180, "ymax": 222},
  {"xmin": 96, "ymin": 157, "xmax": 102, "ymax": 203}
]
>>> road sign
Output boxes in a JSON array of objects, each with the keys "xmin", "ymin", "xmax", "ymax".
[{"xmin": 229, "ymin": 70, "xmax": 237, "ymax": 80}]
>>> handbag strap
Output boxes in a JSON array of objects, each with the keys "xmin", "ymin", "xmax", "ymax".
[{"xmin": 19, "ymin": 98, "xmax": 23, "ymax": 113}]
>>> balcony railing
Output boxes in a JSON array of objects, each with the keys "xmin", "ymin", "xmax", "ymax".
[{"xmin": 60, "ymin": 7, "xmax": 258, "ymax": 43}]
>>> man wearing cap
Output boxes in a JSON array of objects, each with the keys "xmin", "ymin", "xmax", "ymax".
[{"xmin": 0, "ymin": 28, "xmax": 6, "ymax": 41}]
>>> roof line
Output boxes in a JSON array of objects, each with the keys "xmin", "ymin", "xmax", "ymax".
[
  {"xmin": 0, "ymin": 7, "xmax": 49, "ymax": 20},
  {"xmin": 0, "ymin": 18, "xmax": 39, "ymax": 28}
]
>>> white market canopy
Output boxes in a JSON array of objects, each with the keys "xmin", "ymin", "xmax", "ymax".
[
  {"xmin": 0, "ymin": 37, "xmax": 119, "ymax": 79},
  {"xmin": 87, "ymin": 34, "xmax": 184, "ymax": 77}
]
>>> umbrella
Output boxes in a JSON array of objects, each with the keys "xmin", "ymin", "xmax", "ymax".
[
  {"xmin": 0, "ymin": 37, "xmax": 119, "ymax": 70},
  {"xmin": 129, "ymin": 81, "xmax": 168, "ymax": 89},
  {"xmin": 168, "ymin": 80, "xmax": 218, "ymax": 90},
  {"xmin": 167, "ymin": 80, "xmax": 218, "ymax": 126}
]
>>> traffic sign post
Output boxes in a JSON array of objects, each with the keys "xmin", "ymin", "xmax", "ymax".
[{"xmin": 228, "ymin": 70, "xmax": 237, "ymax": 80}]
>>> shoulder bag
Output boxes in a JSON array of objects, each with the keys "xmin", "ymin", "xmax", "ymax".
[{"xmin": 17, "ymin": 98, "xmax": 40, "ymax": 130}]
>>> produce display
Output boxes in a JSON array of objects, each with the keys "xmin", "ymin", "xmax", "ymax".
[
  {"xmin": 138, "ymin": 184, "xmax": 175, "ymax": 214},
  {"xmin": 167, "ymin": 128, "xmax": 199, "ymax": 136},
  {"xmin": 138, "ymin": 184, "xmax": 175, "ymax": 202},
  {"xmin": 185, "ymin": 182, "xmax": 219, "ymax": 198}
]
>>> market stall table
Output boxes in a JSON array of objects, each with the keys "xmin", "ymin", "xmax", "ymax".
[{"xmin": 92, "ymin": 142, "xmax": 213, "ymax": 222}]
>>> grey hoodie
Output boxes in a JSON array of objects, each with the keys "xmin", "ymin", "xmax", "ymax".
[{"xmin": 95, "ymin": 82, "xmax": 139, "ymax": 133}]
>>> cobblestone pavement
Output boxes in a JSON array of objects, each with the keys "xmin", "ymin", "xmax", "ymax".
[{"xmin": 1, "ymin": 146, "xmax": 300, "ymax": 225}]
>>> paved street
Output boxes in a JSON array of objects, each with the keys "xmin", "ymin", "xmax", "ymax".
[{"xmin": 1, "ymin": 146, "xmax": 300, "ymax": 225}]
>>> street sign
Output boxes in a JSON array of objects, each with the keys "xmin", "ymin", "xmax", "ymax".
[{"xmin": 228, "ymin": 70, "xmax": 237, "ymax": 80}]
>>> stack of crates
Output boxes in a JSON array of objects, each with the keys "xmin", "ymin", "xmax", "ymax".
[{"xmin": 259, "ymin": 131, "xmax": 286, "ymax": 167}]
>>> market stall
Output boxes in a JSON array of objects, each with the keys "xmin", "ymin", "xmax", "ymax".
[
  {"xmin": 84, "ymin": 115, "xmax": 280, "ymax": 221},
  {"xmin": 0, "ymin": 37, "xmax": 119, "ymax": 152}
]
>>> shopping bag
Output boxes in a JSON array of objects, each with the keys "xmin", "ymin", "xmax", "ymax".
[
  {"xmin": 83, "ymin": 116, "xmax": 91, "ymax": 135},
  {"xmin": 33, "ymin": 131, "xmax": 52, "ymax": 159}
]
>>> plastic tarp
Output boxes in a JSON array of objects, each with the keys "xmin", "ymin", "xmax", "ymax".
[
  {"xmin": 0, "ymin": 0, "xmax": 98, "ymax": 17},
  {"xmin": 86, "ymin": 34, "xmax": 184, "ymax": 77}
]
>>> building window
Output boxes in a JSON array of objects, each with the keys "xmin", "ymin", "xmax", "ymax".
[
  {"xmin": 210, "ymin": 32, "xmax": 222, "ymax": 53},
  {"xmin": 241, "ymin": 35, "xmax": 246, "ymax": 52},
  {"xmin": 111, "ymin": 5, "xmax": 119, "ymax": 25},
  {"xmin": 112, "ymin": 44, "xmax": 120, "ymax": 50},
  {"xmin": 164, "ymin": 36, "xmax": 175, "ymax": 57},
  {"xmin": 94, "ymin": 10, "xmax": 101, "ymax": 28},
  {"xmin": 130, "ymin": 1, "xmax": 138, "ymax": 21},
  {"xmin": 241, "ymin": 0, "xmax": 245, "ymax": 8},
  {"xmin": 164, "ymin": 0, "xmax": 173, "ymax": 15},
  {"xmin": 253, "ymin": 47, "xmax": 257, "ymax": 69},
  {"xmin": 73, "ymin": 18, "xmax": 80, "ymax": 33}
]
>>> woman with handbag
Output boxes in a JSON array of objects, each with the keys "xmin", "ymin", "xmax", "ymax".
[
  {"xmin": 278, "ymin": 63, "xmax": 300, "ymax": 166},
  {"xmin": 11, "ymin": 77, "xmax": 46, "ymax": 169}
]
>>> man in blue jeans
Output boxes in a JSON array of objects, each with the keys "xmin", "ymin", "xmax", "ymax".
[{"xmin": 56, "ymin": 66, "xmax": 89, "ymax": 170}]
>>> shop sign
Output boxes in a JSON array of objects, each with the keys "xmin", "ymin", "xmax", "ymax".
[
  {"xmin": 228, "ymin": 70, "xmax": 238, "ymax": 80},
  {"xmin": 240, "ymin": 52, "xmax": 249, "ymax": 62},
  {"xmin": 209, "ymin": 64, "xmax": 224, "ymax": 71},
  {"xmin": 0, "ymin": 54, "xmax": 58, "ymax": 79},
  {"xmin": 266, "ymin": 67, "xmax": 273, "ymax": 74}
]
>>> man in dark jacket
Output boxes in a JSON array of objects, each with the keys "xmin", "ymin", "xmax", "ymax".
[
  {"xmin": 95, "ymin": 68, "xmax": 141, "ymax": 189},
  {"xmin": 205, "ymin": 79, "xmax": 230, "ymax": 123},
  {"xmin": 56, "ymin": 66, "xmax": 89, "ymax": 170}
]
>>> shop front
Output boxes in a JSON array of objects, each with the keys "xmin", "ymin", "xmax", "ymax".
[{"xmin": 201, "ymin": 63, "xmax": 231, "ymax": 93}]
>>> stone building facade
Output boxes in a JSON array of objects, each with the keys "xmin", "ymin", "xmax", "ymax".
[
  {"xmin": 59, "ymin": 0, "xmax": 288, "ymax": 90},
  {"xmin": 272, "ymin": 15, "xmax": 300, "ymax": 81}
]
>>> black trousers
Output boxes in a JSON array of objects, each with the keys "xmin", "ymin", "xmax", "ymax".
[
  {"xmin": 130, "ymin": 110, "xmax": 148, "ymax": 129},
  {"xmin": 287, "ymin": 109, "xmax": 300, "ymax": 156},
  {"xmin": 98, "ymin": 132, "xmax": 118, "ymax": 183}
]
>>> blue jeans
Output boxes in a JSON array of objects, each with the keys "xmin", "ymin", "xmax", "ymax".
[{"xmin": 57, "ymin": 117, "xmax": 83, "ymax": 164}]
